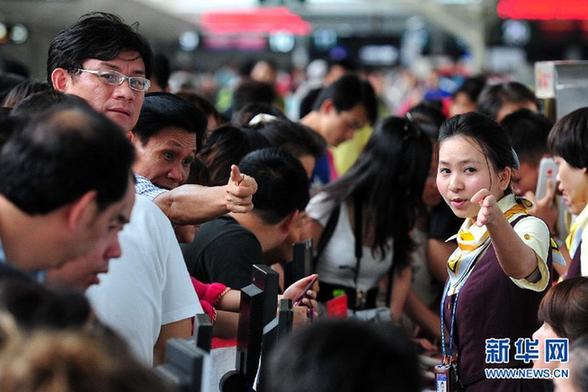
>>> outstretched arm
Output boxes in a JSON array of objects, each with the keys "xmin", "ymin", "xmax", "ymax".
[
  {"xmin": 154, "ymin": 165, "xmax": 257, "ymax": 225},
  {"xmin": 212, "ymin": 275, "xmax": 319, "ymax": 339},
  {"xmin": 216, "ymin": 274, "xmax": 319, "ymax": 313},
  {"xmin": 472, "ymin": 189, "xmax": 538, "ymax": 279}
]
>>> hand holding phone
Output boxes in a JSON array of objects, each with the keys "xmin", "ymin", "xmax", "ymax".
[
  {"xmin": 292, "ymin": 275, "xmax": 318, "ymax": 307},
  {"xmin": 535, "ymin": 157, "xmax": 558, "ymax": 200}
]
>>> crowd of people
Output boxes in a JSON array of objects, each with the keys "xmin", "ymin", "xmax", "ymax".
[{"xmin": 0, "ymin": 10, "xmax": 587, "ymax": 392}]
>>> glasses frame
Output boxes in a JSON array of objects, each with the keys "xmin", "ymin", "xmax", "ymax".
[{"xmin": 75, "ymin": 68, "xmax": 151, "ymax": 92}]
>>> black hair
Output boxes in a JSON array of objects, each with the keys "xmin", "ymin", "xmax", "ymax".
[
  {"xmin": 197, "ymin": 125, "xmax": 269, "ymax": 186},
  {"xmin": 538, "ymin": 277, "xmax": 588, "ymax": 342},
  {"xmin": 232, "ymin": 102, "xmax": 287, "ymax": 127},
  {"xmin": 238, "ymin": 148, "xmax": 310, "ymax": 224},
  {"xmin": 0, "ymin": 58, "xmax": 29, "ymax": 78},
  {"xmin": 185, "ymin": 158, "xmax": 211, "ymax": 186},
  {"xmin": 0, "ymin": 72, "xmax": 26, "ymax": 103},
  {"xmin": 312, "ymin": 74, "xmax": 378, "ymax": 125},
  {"xmin": 175, "ymin": 91, "xmax": 223, "ymax": 130},
  {"xmin": 2, "ymin": 80, "xmax": 50, "ymax": 108},
  {"xmin": 238, "ymin": 58, "xmax": 256, "ymax": 78},
  {"xmin": 501, "ymin": 109, "xmax": 553, "ymax": 166},
  {"xmin": 327, "ymin": 58, "xmax": 357, "ymax": 73},
  {"xmin": 548, "ymin": 107, "xmax": 588, "ymax": 170},
  {"xmin": 134, "ymin": 92, "xmax": 207, "ymax": 150},
  {"xmin": 0, "ymin": 104, "xmax": 135, "ymax": 214},
  {"xmin": 0, "ymin": 279, "xmax": 91, "ymax": 331},
  {"xmin": 262, "ymin": 319, "xmax": 421, "ymax": 392},
  {"xmin": 150, "ymin": 52, "xmax": 171, "ymax": 91},
  {"xmin": 439, "ymin": 112, "xmax": 517, "ymax": 195},
  {"xmin": 47, "ymin": 12, "xmax": 153, "ymax": 85},
  {"xmin": 322, "ymin": 116, "xmax": 432, "ymax": 266},
  {"xmin": 231, "ymin": 80, "xmax": 277, "ymax": 114},
  {"xmin": 256, "ymin": 119, "xmax": 326, "ymax": 160},
  {"xmin": 407, "ymin": 101, "xmax": 446, "ymax": 140},
  {"xmin": 10, "ymin": 90, "xmax": 89, "ymax": 121},
  {"xmin": 0, "ymin": 107, "xmax": 17, "ymax": 149},
  {"xmin": 452, "ymin": 75, "xmax": 486, "ymax": 102},
  {"xmin": 477, "ymin": 81, "xmax": 537, "ymax": 121}
]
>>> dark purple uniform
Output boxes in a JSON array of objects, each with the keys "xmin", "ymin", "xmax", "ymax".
[{"xmin": 444, "ymin": 216, "xmax": 551, "ymax": 391}]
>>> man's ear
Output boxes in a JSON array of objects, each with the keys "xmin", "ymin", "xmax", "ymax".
[
  {"xmin": 66, "ymin": 190, "xmax": 98, "ymax": 231},
  {"xmin": 318, "ymin": 98, "xmax": 335, "ymax": 115},
  {"xmin": 50, "ymin": 68, "xmax": 71, "ymax": 92},
  {"xmin": 127, "ymin": 131, "xmax": 145, "ymax": 153},
  {"xmin": 127, "ymin": 130, "xmax": 139, "ymax": 144},
  {"xmin": 278, "ymin": 211, "xmax": 299, "ymax": 233}
]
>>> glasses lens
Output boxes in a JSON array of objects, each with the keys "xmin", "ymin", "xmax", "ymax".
[
  {"xmin": 129, "ymin": 77, "xmax": 149, "ymax": 91},
  {"xmin": 98, "ymin": 71, "xmax": 123, "ymax": 85}
]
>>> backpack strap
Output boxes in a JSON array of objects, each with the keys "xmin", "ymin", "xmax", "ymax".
[{"xmin": 312, "ymin": 204, "xmax": 341, "ymax": 270}]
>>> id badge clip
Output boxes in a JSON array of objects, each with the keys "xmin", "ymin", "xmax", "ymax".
[{"xmin": 434, "ymin": 355, "xmax": 458, "ymax": 392}]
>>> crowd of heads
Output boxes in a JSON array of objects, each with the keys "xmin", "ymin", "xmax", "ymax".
[{"xmin": 0, "ymin": 8, "xmax": 587, "ymax": 392}]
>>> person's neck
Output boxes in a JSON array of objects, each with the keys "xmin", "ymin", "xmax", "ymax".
[
  {"xmin": 300, "ymin": 112, "xmax": 322, "ymax": 138},
  {"xmin": 0, "ymin": 196, "xmax": 64, "ymax": 272},
  {"xmin": 229, "ymin": 212, "xmax": 280, "ymax": 254}
]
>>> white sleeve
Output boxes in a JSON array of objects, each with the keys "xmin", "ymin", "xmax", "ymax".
[
  {"xmin": 161, "ymin": 233, "xmax": 203, "ymax": 325},
  {"xmin": 305, "ymin": 192, "xmax": 337, "ymax": 227},
  {"xmin": 510, "ymin": 215, "xmax": 551, "ymax": 292}
]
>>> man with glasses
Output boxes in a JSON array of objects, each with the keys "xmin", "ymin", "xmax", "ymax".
[
  {"xmin": 48, "ymin": 12, "xmax": 257, "ymax": 225},
  {"xmin": 299, "ymin": 74, "xmax": 378, "ymax": 186},
  {"xmin": 46, "ymin": 13, "xmax": 206, "ymax": 365},
  {"xmin": 48, "ymin": 13, "xmax": 151, "ymax": 135}
]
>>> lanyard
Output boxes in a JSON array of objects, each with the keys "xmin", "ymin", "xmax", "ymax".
[
  {"xmin": 440, "ymin": 281, "xmax": 461, "ymax": 363},
  {"xmin": 0, "ymin": 240, "xmax": 5, "ymax": 265}
]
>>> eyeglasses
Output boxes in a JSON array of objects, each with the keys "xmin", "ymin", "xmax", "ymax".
[{"xmin": 76, "ymin": 69, "xmax": 151, "ymax": 92}]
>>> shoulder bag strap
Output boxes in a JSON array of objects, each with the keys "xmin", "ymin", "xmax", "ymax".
[
  {"xmin": 312, "ymin": 204, "xmax": 341, "ymax": 270},
  {"xmin": 353, "ymin": 195, "xmax": 363, "ymax": 288}
]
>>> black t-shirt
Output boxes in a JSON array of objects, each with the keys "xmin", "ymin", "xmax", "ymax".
[{"xmin": 181, "ymin": 215, "xmax": 262, "ymax": 290}]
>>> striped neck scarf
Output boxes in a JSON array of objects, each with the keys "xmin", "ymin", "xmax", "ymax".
[{"xmin": 446, "ymin": 194, "xmax": 529, "ymax": 295}]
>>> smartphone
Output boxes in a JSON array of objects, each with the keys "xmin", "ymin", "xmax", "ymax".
[
  {"xmin": 535, "ymin": 157, "xmax": 558, "ymax": 200},
  {"xmin": 293, "ymin": 276, "xmax": 317, "ymax": 307}
]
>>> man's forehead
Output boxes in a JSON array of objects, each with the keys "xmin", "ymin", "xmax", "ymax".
[
  {"xmin": 83, "ymin": 52, "xmax": 145, "ymax": 71},
  {"xmin": 147, "ymin": 128, "xmax": 196, "ymax": 145}
]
